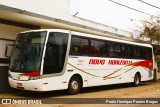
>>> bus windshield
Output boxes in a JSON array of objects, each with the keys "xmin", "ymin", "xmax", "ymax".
[{"xmin": 9, "ymin": 31, "xmax": 47, "ymax": 73}]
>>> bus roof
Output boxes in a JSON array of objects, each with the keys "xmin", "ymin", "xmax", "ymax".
[{"xmin": 20, "ymin": 29, "xmax": 152, "ymax": 48}]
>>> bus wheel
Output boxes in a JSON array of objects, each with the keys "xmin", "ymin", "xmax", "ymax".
[
  {"xmin": 152, "ymin": 69, "xmax": 157, "ymax": 82},
  {"xmin": 133, "ymin": 73, "xmax": 141, "ymax": 87},
  {"xmin": 67, "ymin": 76, "xmax": 81, "ymax": 95}
]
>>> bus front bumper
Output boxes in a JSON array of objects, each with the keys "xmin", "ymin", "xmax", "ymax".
[{"xmin": 8, "ymin": 78, "xmax": 45, "ymax": 91}]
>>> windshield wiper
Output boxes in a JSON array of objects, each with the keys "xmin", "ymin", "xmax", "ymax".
[{"xmin": 12, "ymin": 47, "xmax": 24, "ymax": 71}]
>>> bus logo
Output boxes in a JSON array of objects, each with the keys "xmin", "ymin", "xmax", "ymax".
[{"xmin": 89, "ymin": 59, "xmax": 105, "ymax": 65}]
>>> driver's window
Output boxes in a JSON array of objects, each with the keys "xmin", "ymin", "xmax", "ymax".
[{"xmin": 43, "ymin": 32, "xmax": 68, "ymax": 74}]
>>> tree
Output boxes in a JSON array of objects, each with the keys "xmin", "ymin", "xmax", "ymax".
[
  {"xmin": 139, "ymin": 16, "xmax": 160, "ymax": 44},
  {"xmin": 141, "ymin": 26, "xmax": 159, "ymax": 43}
]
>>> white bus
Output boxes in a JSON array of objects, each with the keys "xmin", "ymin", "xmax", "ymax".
[{"xmin": 8, "ymin": 29, "xmax": 155, "ymax": 94}]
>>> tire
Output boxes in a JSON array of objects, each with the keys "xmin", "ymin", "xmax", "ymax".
[
  {"xmin": 67, "ymin": 76, "xmax": 81, "ymax": 95},
  {"xmin": 152, "ymin": 69, "xmax": 157, "ymax": 82},
  {"xmin": 133, "ymin": 73, "xmax": 141, "ymax": 87}
]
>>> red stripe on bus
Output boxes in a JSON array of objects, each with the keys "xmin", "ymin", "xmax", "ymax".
[{"xmin": 20, "ymin": 71, "xmax": 40, "ymax": 76}]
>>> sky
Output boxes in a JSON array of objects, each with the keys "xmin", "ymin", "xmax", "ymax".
[{"xmin": 70, "ymin": 0, "xmax": 160, "ymax": 33}]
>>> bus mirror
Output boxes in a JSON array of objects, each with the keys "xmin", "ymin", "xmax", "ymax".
[{"xmin": 5, "ymin": 44, "xmax": 13, "ymax": 58}]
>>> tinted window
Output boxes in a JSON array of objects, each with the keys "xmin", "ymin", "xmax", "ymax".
[
  {"xmin": 43, "ymin": 32, "xmax": 68, "ymax": 74},
  {"xmin": 131, "ymin": 46, "xmax": 141, "ymax": 58},
  {"xmin": 91, "ymin": 40, "xmax": 105, "ymax": 56},
  {"xmin": 144, "ymin": 48, "xmax": 152, "ymax": 60},
  {"xmin": 70, "ymin": 36, "xmax": 89, "ymax": 55},
  {"xmin": 108, "ymin": 42, "xmax": 121, "ymax": 57},
  {"xmin": 121, "ymin": 44, "xmax": 130, "ymax": 58},
  {"xmin": 129, "ymin": 46, "xmax": 152, "ymax": 60},
  {"xmin": 69, "ymin": 35, "xmax": 152, "ymax": 60}
]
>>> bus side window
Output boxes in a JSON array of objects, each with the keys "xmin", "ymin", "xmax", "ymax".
[
  {"xmin": 108, "ymin": 43, "xmax": 114, "ymax": 57},
  {"xmin": 99, "ymin": 41, "xmax": 105, "ymax": 56},
  {"xmin": 114, "ymin": 43, "xmax": 121, "ymax": 57},
  {"xmin": 91, "ymin": 40, "xmax": 99, "ymax": 55},
  {"xmin": 136, "ymin": 47, "xmax": 140, "ymax": 58},
  {"xmin": 108, "ymin": 42, "xmax": 121, "ymax": 57},
  {"xmin": 132, "ymin": 46, "xmax": 140, "ymax": 59},
  {"xmin": 130, "ymin": 46, "xmax": 134, "ymax": 58},
  {"xmin": 83, "ymin": 45, "xmax": 89, "ymax": 54},
  {"xmin": 81, "ymin": 38, "xmax": 89, "ymax": 55},
  {"xmin": 126, "ymin": 46, "xmax": 130, "ymax": 57},
  {"xmin": 142, "ymin": 47, "xmax": 152, "ymax": 60},
  {"xmin": 70, "ymin": 36, "xmax": 89, "ymax": 56},
  {"xmin": 91, "ymin": 40, "xmax": 105, "ymax": 56},
  {"xmin": 122, "ymin": 44, "xmax": 130, "ymax": 58},
  {"xmin": 106, "ymin": 42, "xmax": 109, "ymax": 56},
  {"xmin": 121, "ymin": 45, "xmax": 125, "ymax": 57},
  {"xmin": 146, "ymin": 48, "xmax": 152, "ymax": 59},
  {"xmin": 140, "ymin": 47, "xmax": 145, "ymax": 59},
  {"xmin": 70, "ymin": 37, "xmax": 80, "ymax": 55}
]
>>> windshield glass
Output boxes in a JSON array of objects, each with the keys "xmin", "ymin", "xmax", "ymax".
[{"xmin": 9, "ymin": 31, "xmax": 47, "ymax": 73}]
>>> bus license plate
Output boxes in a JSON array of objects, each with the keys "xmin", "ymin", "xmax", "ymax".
[{"xmin": 17, "ymin": 83, "xmax": 22, "ymax": 87}]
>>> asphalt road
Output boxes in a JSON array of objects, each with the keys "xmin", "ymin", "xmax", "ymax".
[{"xmin": 0, "ymin": 80, "xmax": 160, "ymax": 107}]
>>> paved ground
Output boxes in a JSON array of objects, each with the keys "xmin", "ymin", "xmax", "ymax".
[{"xmin": 0, "ymin": 76, "xmax": 160, "ymax": 107}]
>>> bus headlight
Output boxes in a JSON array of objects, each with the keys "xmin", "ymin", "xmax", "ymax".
[{"xmin": 29, "ymin": 76, "xmax": 42, "ymax": 80}]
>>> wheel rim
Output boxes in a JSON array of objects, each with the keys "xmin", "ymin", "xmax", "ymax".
[
  {"xmin": 135, "ymin": 76, "xmax": 139, "ymax": 85},
  {"xmin": 71, "ymin": 80, "xmax": 79, "ymax": 91}
]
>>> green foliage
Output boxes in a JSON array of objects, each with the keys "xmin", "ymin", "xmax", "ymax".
[{"xmin": 139, "ymin": 17, "xmax": 160, "ymax": 44}]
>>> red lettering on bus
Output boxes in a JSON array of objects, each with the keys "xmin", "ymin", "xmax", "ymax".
[
  {"xmin": 108, "ymin": 60, "xmax": 132, "ymax": 65},
  {"xmin": 89, "ymin": 59, "xmax": 105, "ymax": 65}
]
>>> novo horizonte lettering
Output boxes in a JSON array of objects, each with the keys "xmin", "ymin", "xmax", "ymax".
[
  {"xmin": 89, "ymin": 59, "xmax": 132, "ymax": 65},
  {"xmin": 108, "ymin": 60, "xmax": 132, "ymax": 65}
]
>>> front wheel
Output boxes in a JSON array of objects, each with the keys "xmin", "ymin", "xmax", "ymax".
[
  {"xmin": 67, "ymin": 76, "xmax": 81, "ymax": 95},
  {"xmin": 133, "ymin": 73, "xmax": 141, "ymax": 87}
]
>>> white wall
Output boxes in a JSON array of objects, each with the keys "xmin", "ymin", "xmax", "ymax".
[
  {"xmin": 0, "ymin": 0, "xmax": 70, "ymax": 19},
  {"xmin": 0, "ymin": 24, "xmax": 29, "ymax": 40}
]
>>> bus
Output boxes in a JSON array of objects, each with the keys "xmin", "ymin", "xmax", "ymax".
[{"xmin": 8, "ymin": 29, "xmax": 156, "ymax": 94}]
